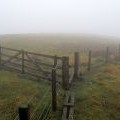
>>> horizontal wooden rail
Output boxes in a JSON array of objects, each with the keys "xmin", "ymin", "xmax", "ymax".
[
  {"xmin": 24, "ymin": 63, "xmax": 46, "ymax": 71},
  {"xmin": 33, "ymin": 60, "xmax": 55, "ymax": 68},
  {"xmin": 26, "ymin": 51, "xmax": 62, "ymax": 60},
  {"xmin": 1, "ymin": 65, "xmax": 21, "ymax": 73},
  {"xmin": 25, "ymin": 71, "xmax": 51, "ymax": 81},
  {"xmin": 1, "ymin": 53, "xmax": 63, "ymax": 71},
  {"xmin": 2, "ymin": 52, "xmax": 22, "ymax": 65},
  {"xmin": 1, "ymin": 46, "xmax": 63, "ymax": 60},
  {"xmin": 3, "ymin": 63, "xmax": 21, "ymax": 70},
  {"xmin": 1, "ymin": 53, "xmax": 30, "ymax": 62},
  {"xmin": 1, "ymin": 60, "xmax": 22, "ymax": 67},
  {"xmin": 1, "ymin": 53, "xmax": 62, "ymax": 66},
  {"xmin": 0, "ymin": 46, "xmax": 69, "ymax": 89},
  {"xmin": 1, "ymin": 46, "xmax": 21, "ymax": 52}
]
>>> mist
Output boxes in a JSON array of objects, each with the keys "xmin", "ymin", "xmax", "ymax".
[{"xmin": 0, "ymin": 0, "xmax": 120, "ymax": 37}]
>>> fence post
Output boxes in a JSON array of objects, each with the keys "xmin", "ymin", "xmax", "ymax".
[
  {"xmin": 0, "ymin": 45, "xmax": 1, "ymax": 66},
  {"xmin": 74, "ymin": 52, "xmax": 80, "ymax": 79},
  {"xmin": 105, "ymin": 47, "xmax": 109, "ymax": 63},
  {"xmin": 88, "ymin": 50, "xmax": 92, "ymax": 71},
  {"xmin": 22, "ymin": 50, "xmax": 24, "ymax": 74},
  {"xmin": 118, "ymin": 44, "xmax": 120, "ymax": 59},
  {"xmin": 62, "ymin": 56, "xmax": 69, "ymax": 90},
  {"xmin": 52, "ymin": 68, "xmax": 57, "ymax": 111},
  {"xmin": 119, "ymin": 44, "xmax": 120, "ymax": 54},
  {"xmin": 19, "ymin": 105, "xmax": 30, "ymax": 120},
  {"xmin": 54, "ymin": 55, "xmax": 57, "ymax": 68}
]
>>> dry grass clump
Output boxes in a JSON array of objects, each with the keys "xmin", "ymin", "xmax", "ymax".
[{"xmin": 104, "ymin": 64, "xmax": 120, "ymax": 75}]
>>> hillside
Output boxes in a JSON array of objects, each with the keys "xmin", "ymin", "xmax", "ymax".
[{"xmin": 0, "ymin": 34, "xmax": 119, "ymax": 55}]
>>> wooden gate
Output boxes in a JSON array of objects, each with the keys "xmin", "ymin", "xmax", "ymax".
[{"xmin": 0, "ymin": 46, "xmax": 63, "ymax": 81}]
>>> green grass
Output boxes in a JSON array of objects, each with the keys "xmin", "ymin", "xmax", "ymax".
[
  {"xmin": 74, "ymin": 64, "xmax": 120, "ymax": 120},
  {"xmin": 0, "ymin": 70, "xmax": 51, "ymax": 120},
  {"xmin": 1, "ymin": 63, "xmax": 120, "ymax": 120},
  {"xmin": 0, "ymin": 69, "xmax": 65, "ymax": 120},
  {"xmin": 0, "ymin": 34, "xmax": 120, "ymax": 120}
]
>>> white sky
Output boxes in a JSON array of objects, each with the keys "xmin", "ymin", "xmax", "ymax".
[{"xmin": 0, "ymin": 0, "xmax": 120, "ymax": 37}]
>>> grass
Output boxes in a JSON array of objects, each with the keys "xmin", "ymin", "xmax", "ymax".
[
  {"xmin": 0, "ymin": 34, "xmax": 119, "ymax": 55},
  {"xmin": 0, "ymin": 70, "xmax": 51, "ymax": 120},
  {"xmin": 1, "ymin": 63, "xmax": 120, "ymax": 120},
  {"xmin": 74, "ymin": 63, "xmax": 120, "ymax": 120},
  {"xmin": 0, "ymin": 34, "xmax": 120, "ymax": 120},
  {"xmin": 0, "ymin": 69, "xmax": 64, "ymax": 120},
  {"xmin": 0, "ymin": 34, "xmax": 118, "ymax": 66}
]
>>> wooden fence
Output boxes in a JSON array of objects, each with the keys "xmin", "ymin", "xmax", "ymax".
[
  {"xmin": 0, "ymin": 46, "xmax": 76, "ymax": 90},
  {"xmin": 0, "ymin": 45, "xmax": 119, "ymax": 120},
  {"xmin": 0, "ymin": 45, "xmax": 118, "ymax": 89},
  {"xmin": 17, "ymin": 63, "xmax": 61, "ymax": 120}
]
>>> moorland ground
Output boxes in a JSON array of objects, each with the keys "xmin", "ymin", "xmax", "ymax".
[{"xmin": 0, "ymin": 34, "xmax": 120, "ymax": 120}]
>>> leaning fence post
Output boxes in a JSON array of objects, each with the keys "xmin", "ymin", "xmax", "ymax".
[
  {"xmin": 105, "ymin": 47, "xmax": 109, "ymax": 63},
  {"xmin": 62, "ymin": 56, "xmax": 69, "ymax": 90},
  {"xmin": 22, "ymin": 50, "xmax": 24, "ymax": 74},
  {"xmin": 19, "ymin": 105, "xmax": 30, "ymax": 120},
  {"xmin": 52, "ymin": 68, "xmax": 57, "ymax": 111},
  {"xmin": 88, "ymin": 50, "xmax": 92, "ymax": 71},
  {"xmin": 74, "ymin": 52, "xmax": 80, "ymax": 79}
]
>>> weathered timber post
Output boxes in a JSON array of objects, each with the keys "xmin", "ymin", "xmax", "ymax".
[
  {"xmin": 105, "ymin": 47, "xmax": 109, "ymax": 63},
  {"xmin": 0, "ymin": 45, "xmax": 1, "ymax": 66},
  {"xmin": 22, "ymin": 50, "xmax": 25, "ymax": 74},
  {"xmin": 118, "ymin": 44, "xmax": 120, "ymax": 59},
  {"xmin": 88, "ymin": 50, "xmax": 92, "ymax": 71},
  {"xmin": 62, "ymin": 56, "xmax": 69, "ymax": 90},
  {"xmin": 52, "ymin": 68, "xmax": 57, "ymax": 111},
  {"xmin": 54, "ymin": 55, "xmax": 57, "ymax": 68},
  {"xmin": 19, "ymin": 105, "xmax": 30, "ymax": 120},
  {"xmin": 118, "ymin": 44, "xmax": 120, "ymax": 54},
  {"xmin": 74, "ymin": 52, "xmax": 80, "ymax": 79}
]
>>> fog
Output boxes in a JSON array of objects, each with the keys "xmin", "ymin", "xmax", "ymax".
[{"xmin": 0, "ymin": 0, "xmax": 120, "ymax": 37}]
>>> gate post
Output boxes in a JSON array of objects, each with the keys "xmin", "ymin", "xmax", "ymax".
[
  {"xmin": 74, "ymin": 52, "xmax": 80, "ymax": 79},
  {"xmin": 62, "ymin": 56, "xmax": 69, "ymax": 90},
  {"xmin": 52, "ymin": 68, "xmax": 57, "ymax": 111},
  {"xmin": 19, "ymin": 105, "xmax": 30, "ymax": 120},
  {"xmin": 88, "ymin": 50, "xmax": 92, "ymax": 71},
  {"xmin": 119, "ymin": 44, "xmax": 120, "ymax": 54},
  {"xmin": 22, "ymin": 50, "xmax": 25, "ymax": 74},
  {"xmin": 0, "ymin": 45, "xmax": 1, "ymax": 66},
  {"xmin": 118, "ymin": 44, "xmax": 120, "ymax": 59},
  {"xmin": 54, "ymin": 55, "xmax": 57, "ymax": 68},
  {"xmin": 105, "ymin": 47, "xmax": 109, "ymax": 63}
]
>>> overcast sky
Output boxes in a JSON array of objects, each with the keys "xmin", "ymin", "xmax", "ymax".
[{"xmin": 0, "ymin": 0, "xmax": 120, "ymax": 37}]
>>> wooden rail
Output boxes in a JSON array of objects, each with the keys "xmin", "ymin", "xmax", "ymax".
[
  {"xmin": 62, "ymin": 92, "xmax": 74, "ymax": 120},
  {"xmin": 2, "ymin": 46, "xmax": 107, "ymax": 90},
  {"xmin": 0, "ymin": 45, "xmax": 115, "ymax": 90},
  {"xmin": 0, "ymin": 46, "xmax": 73, "ymax": 90}
]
